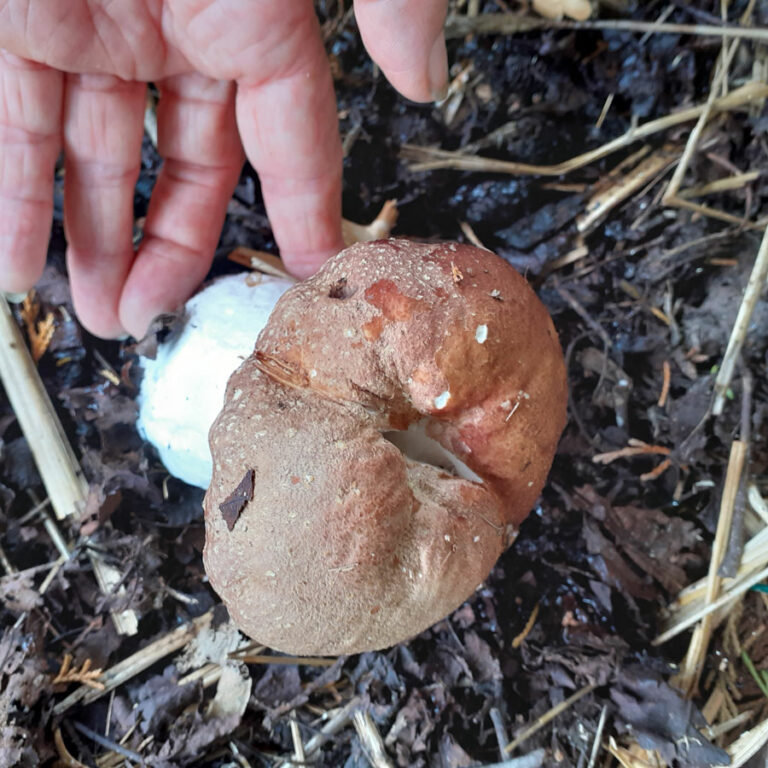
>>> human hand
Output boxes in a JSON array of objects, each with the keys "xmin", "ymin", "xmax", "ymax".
[{"xmin": 0, "ymin": 0, "xmax": 448, "ymax": 338}]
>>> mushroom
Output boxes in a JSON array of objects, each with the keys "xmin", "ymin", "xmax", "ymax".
[
  {"xmin": 202, "ymin": 239, "xmax": 568, "ymax": 655},
  {"xmin": 137, "ymin": 272, "xmax": 294, "ymax": 488}
]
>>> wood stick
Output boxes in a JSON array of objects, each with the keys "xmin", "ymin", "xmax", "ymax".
[
  {"xmin": 54, "ymin": 609, "xmax": 214, "ymax": 715},
  {"xmin": 0, "ymin": 296, "xmax": 138, "ymax": 636},
  {"xmin": 674, "ymin": 439, "xmax": 747, "ymax": 695}
]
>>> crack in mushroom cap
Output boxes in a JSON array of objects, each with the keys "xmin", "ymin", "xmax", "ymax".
[{"xmin": 203, "ymin": 239, "xmax": 568, "ymax": 655}]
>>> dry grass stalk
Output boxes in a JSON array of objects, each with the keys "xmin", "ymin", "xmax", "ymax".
[
  {"xmin": 290, "ymin": 711, "xmax": 306, "ymax": 765},
  {"xmin": 296, "ymin": 699, "xmax": 360, "ymax": 761},
  {"xmin": 661, "ymin": 39, "xmax": 765, "ymax": 229},
  {"xmin": 342, "ymin": 199, "xmax": 399, "ymax": 246},
  {"xmin": 674, "ymin": 439, "xmax": 747, "ymax": 696},
  {"xmin": 403, "ymin": 82, "xmax": 768, "ymax": 176},
  {"xmin": 53, "ymin": 608, "xmax": 215, "ymax": 715},
  {"xmin": 677, "ymin": 171, "xmax": 761, "ymax": 199},
  {"xmin": 669, "ymin": 525, "xmax": 768, "ymax": 615},
  {"xmin": 587, "ymin": 704, "xmax": 608, "ymax": 768},
  {"xmin": 444, "ymin": 13, "xmax": 768, "ymax": 42},
  {"xmin": 576, "ymin": 147, "xmax": 679, "ymax": 233},
  {"xmin": 504, "ymin": 682, "xmax": 597, "ymax": 753},
  {"xmin": 713, "ymin": 223, "xmax": 768, "ymax": 415},
  {"xmin": 353, "ymin": 710, "xmax": 395, "ymax": 768},
  {"xmin": 606, "ymin": 737, "xmax": 664, "ymax": 768},
  {"xmin": 712, "ymin": 718, "xmax": 768, "ymax": 768},
  {"xmin": 748, "ymin": 485, "xmax": 768, "ymax": 526},
  {"xmin": 653, "ymin": 562, "xmax": 768, "ymax": 646},
  {"xmin": 0, "ymin": 297, "xmax": 88, "ymax": 521},
  {"xmin": 228, "ymin": 247, "xmax": 296, "ymax": 280},
  {"xmin": 228, "ymin": 200, "xmax": 398, "ymax": 281},
  {"xmin": 0, "ymin": 296, "xmax": 138, "ymax": 636}
]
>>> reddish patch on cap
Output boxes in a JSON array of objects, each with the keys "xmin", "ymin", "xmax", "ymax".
[{"xmin": 364, "ymin": 279, "xmax": 425, "ymax": 322}]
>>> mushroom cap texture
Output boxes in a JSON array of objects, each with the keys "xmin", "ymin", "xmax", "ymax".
[{"xmin": 203, "ymin": 239, "xmax": 568, "ymax": 655}]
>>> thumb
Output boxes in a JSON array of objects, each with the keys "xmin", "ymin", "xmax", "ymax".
[{"xmin": 354, "ymin": 0, "xmax": 449, "ymax": 103}]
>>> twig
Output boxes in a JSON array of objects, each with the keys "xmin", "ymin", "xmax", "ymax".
[
  {"xmin": 0, "ymin": 296, "xmax": 138, "ymax": 636},
  {"xmin": 53, "ymin": 609, "xmax": 214, "ymax": 715},
  {"xmin": 490, "ymin": 708, "xmax": 511, "ymax": 761},
  {"xmin": 587, "ymin": 704, "xmax": 608, "ymax": 768},
  {"xmin": 554, "ymin": 284, "xmax": 612, "ymax": 349},
  {"xmin": 713, "ymin": 224, "xmax": 768, "ymax": 415},
  {"xmin": 504, "ymin": 683, "xmax": 598, "ymax": 753},
  {"xmin": 512, "ymin": 603, "xmax": 540, "ymax": 648},
  {"xmin": 658, "ymin": 360, "xmax": 671, "ymax": 408},
  {"xmin": 71, "ymin": 721, "xmax": 145, "ymax": 766}
]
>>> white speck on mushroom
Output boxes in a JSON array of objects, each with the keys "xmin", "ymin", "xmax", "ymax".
[
  {"xmin": 434, "ymin": 390, "xmax": 451, "ymax": 409},
  {"xmin": 473, "ymin": 535, "xmax": 480, "ymax": 543},
  {"xmin": 265, "ymin": 570, "xmax": 276, "ymax": 578},
  {"xmin": 475, "ymin": 324, "xmax": 488, "ymax": 344},
  {"xmin": 444, "ymin": 534, "xmax": 451, "ymax": 542},
  {"xmin": 344, "ymin": 328, "xmax": 355, "ymax": 338},
  {"xmin": 233, "ymin": 388, "xmax": 242, "ymax": 401}
]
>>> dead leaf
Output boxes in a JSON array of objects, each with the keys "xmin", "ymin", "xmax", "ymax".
[{"xmin": 219, "ymin": 469, "xmax": 255, "ymax": 531}]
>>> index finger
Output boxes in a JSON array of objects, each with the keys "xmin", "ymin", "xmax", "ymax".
[{"xmin": 234, "ymin": 12, "xmax": 344, "ymax": 279}]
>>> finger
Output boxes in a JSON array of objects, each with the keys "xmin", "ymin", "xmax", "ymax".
[
  {"xmin": 118, "ymin": 74, "xmax": 243, "ymax": 338},
  {"xmin": 0, "ymin": 52, "xmax": 62, "ymax": 293},
  {"xmin": 62, "ymin": 73, "xmax": 145, "ymax": 337},
  {"xmin": 354, "ymin": 0, "xmax": 449, "ymax": 102},
  {"xmin": 235, "ymin": 12, "xmax": 344, "ymax": 279}
]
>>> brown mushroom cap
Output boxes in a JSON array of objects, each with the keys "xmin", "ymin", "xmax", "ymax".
[{"xmin": 203, "ymin": 239, "xmax": 567, "ymax": 655}]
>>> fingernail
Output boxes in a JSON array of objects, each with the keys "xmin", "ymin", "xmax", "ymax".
[{"xmin": 428, "ymin": 34, "xmax": 449, "ymax": 102}]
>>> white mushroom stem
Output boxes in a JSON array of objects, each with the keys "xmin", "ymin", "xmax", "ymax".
[
  {"xmin": 138, "ymin": 273, "xmax": 293, "ymax": 488},
  {"xmin": 138, "ymin": 269, "xmax": 482, "ymax": 489}
]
